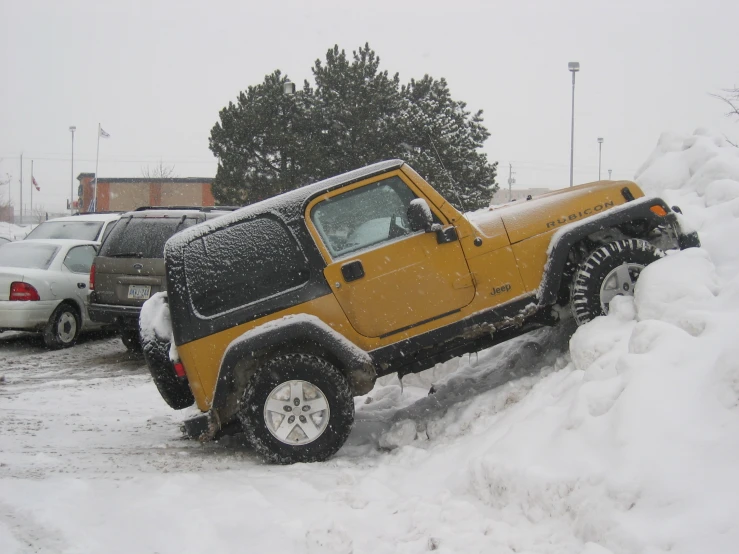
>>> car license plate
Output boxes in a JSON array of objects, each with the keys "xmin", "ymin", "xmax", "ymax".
[{"xmin": 127, "ymin": 285, "xmax": 151, "ymax": 300}]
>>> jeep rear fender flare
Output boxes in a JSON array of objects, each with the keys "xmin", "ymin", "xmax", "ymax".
[
  {"xmin": 538, "ymin": 198, "xmax": 678, "ymax": 306},
  {"xmin": 212, "ymin": 314, "xmax": 376, "ymax": 411}
]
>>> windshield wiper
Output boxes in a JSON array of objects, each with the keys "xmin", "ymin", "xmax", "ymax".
[{"xmin": 108, "ymin": 252, "xmax": 144, "ymax": 258}]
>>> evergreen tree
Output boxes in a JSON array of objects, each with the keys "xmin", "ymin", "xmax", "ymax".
[{"xmin": 209, "ymin": 45, "xmax": 497, "ymax": 208}]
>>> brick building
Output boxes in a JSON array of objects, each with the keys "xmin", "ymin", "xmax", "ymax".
[{"xmin": 77, "ymin": 174, "xmax": 216, "ymax": 213}]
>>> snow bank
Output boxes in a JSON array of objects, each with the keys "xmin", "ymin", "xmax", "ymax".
[{"xmin": 360, "ymin": 129, "xmax": 739, "ymax": 552}]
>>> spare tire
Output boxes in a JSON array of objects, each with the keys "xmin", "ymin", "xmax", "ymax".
[{"xmin": 141, "ymin": 332, "xmax": 194, "ymax": 410}]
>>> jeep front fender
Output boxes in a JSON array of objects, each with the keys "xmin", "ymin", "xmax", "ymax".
[
  {"xmin": 211, "ymin": 314, "xmax": 376, "ymax": 411},
  {"xmin": 538, "ymin": 197, "xmax": 698, "ymax": 306}
]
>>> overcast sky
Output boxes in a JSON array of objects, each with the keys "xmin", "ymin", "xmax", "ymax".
[{"xmin": 1, "ymin": 0, "xmax": 738, "ymax": 213}]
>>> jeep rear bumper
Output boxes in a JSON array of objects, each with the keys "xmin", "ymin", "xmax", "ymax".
[{"xmin": 88, "ymin": 303, "xmax": 141, "ymax": 329}]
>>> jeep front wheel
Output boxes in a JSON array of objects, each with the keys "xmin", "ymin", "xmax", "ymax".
[
  {"xmin": 239, "ymin": 354, "xmax": 354, "ymax": 464},
  {"xmin": 571, "ymin": 238, "xmax": 664, "ymax": 326}
]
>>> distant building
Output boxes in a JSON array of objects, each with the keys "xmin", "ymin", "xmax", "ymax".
[
  {"xmin": 77, "ymin": 174, "xmax": 216, "ymax": 213},
  {"xmin": 490, "ymin": 187, "xmax": 550, "ymax": 205}
]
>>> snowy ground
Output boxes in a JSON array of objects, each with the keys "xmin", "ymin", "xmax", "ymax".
[{"xmin": 1, "ymin": 129, "xmax": 739, "ymax": 553}]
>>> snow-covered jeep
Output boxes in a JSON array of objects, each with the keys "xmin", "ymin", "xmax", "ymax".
[{"xmin": 140, "ymin": 159, "xmax": 699, "ymax": 464}]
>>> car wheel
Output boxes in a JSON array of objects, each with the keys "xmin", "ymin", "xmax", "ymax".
[
  {"xmin": 239, "ymin": 354, "xmax": 354, "ymax": 464},
  {"xmin": 121, "ymin": 329, "xmax": 143, "ymax": 353},
  {"xmin": 43, "ymin": 302, "xmax": 81, "ymax": 349},
  {"xmin": 571, "ymin": 238, "xmax": 664, "ymax": 326},
  {"xmin": 141, "ymin": 332, "xmax": 194, "ymax": 410}
]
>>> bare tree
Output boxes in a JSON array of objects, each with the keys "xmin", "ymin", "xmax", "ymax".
[
  {"xmin": 711, "ymin": 87, "xmax": 739, "ymax": 147},
  {"xmin": 31, "ymin": 205, "xmax": 48, "ymax": 225},
  {"xmin": 141, "ymin": 160, "xmax": 177, "ymax": 179}
]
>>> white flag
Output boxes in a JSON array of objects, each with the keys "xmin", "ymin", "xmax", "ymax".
[{"xmin": 99, "ymin": 127, "xmax": 110, "ymax": 138}]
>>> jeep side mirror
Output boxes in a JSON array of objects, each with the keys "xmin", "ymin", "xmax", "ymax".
[{"xmin": 407, "ymin": 198, "xmax": 433, "ymax": 232}]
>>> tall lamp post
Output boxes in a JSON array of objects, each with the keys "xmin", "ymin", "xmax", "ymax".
[
  {"xmin": 568, "ymin": 61, "xmax": 580, "ymax": 187},
  {"xmin": 597, "ymin": 137, "xmax": 604, "ymax": 180},
  {"xmin": 69, "ymin": 126, "xmax": 76, "ymax": 214}
]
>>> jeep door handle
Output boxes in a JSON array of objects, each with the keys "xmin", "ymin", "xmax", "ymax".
[
  {"xmin": 77, "ymin": 282, "xmax": 86, "ymax": 289},
  {"xmin": 341, "ymin": 260, "xmax": 365, "ymax": 282}
]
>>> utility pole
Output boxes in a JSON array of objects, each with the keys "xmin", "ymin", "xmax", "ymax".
[
  {"xmin": 507, "ymin": 163, "xmax": 516, "ymax": 202},
  {"xmin": 31, "ymin": 160, "xmax": 34, "ymax": 217},
  {"xmin": 608, "ymin": 169, "xmax": 612, "ymax": 180},
  {"xmin": 568, "ymin": 61, "xmax": 580, "ymax": 187},
  {"xmin": 69, "ymin": 126, "xmax": 76, "ymax": 214},
  {"xmin": 597, "ymin": 137, "xmax": 604, "ymax": 180},
  {"xmin": 19, "ymin": 153, "xmax": 23, "ymax": 223}
]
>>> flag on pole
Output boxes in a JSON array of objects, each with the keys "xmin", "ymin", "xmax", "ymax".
[
  {"xmin": 99, "ymin": 127, "xmax": 110, "ymax": 138},
  {"xmin": 32, "ymin": 176, "xmax": 40, "ymax": 191}
]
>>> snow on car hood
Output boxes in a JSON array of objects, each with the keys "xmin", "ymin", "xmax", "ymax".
[{"xmin": 469, "ymin": 180, "xmax": 644, "ymax": 244}]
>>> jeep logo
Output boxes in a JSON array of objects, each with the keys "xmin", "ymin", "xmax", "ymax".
[
  {"xmin": 491, "ymin": 283, "xmax": 512, "ymax": 296},
  {"xmin": 546, "ymin": 201, "xmax": 615, "ymax": 229}
]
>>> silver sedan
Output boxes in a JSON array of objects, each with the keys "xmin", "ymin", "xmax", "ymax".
[{"xmin": 0, "ymin": 239, "xmax": 101, "ymax": 348}]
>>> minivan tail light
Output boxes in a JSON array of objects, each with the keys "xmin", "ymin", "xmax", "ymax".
[
  {"xmin": 173, "ymin": 362, "xmax": 186, "ymax": 378},
  {"xmin": 10, "ymin": 282, "xmax": 40, "ymax": 301},
  {"xmin": 89, "ymin": 263, "xmax": 96, "ymax": 290}
]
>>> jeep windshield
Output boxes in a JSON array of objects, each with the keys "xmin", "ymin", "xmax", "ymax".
[
  {"xmin": 100, "ymin": 217, "xmax": 197, "ymax": 259},
  {"xmin": 25, "ymin": 221, "xmax": 103, "ymax": 241}
]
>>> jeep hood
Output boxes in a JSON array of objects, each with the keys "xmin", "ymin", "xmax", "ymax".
[{"xmin": 471, "ymin": 180, "xmax": 644, "ymax": 244}]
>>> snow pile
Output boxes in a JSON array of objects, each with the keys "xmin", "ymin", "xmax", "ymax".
[
  {"xmin": 358, "ymin": 129, "xmax": 739, "ymax": 552},
  {"xmin": 0, "ymin": 222, "xmax": 32, "ymax": 240}
]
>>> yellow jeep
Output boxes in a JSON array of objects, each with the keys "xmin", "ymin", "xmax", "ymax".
[{"xmin": 141, "ymin": 160, "xmax": 699, "ymax": 463}]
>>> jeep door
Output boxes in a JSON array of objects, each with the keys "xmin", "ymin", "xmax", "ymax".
[{"xmin": 307, "ymin": 173, "xmax": 475, "ymax": 338}]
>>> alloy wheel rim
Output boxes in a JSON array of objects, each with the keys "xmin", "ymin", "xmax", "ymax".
[
  {"xmin": 599, "ymin": 262, "xmax": 645, "ymax": 314},
  {"xmin": 263, "ymin": 380, "xmax": 330, "ymax": 446},
  {"xmin": 57, "ymin": 312, "xmax": 77, "ymax": 343}
]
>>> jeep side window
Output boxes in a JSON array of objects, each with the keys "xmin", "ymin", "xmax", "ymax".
[
  {"xmin": 185, "ymin": 216, "xmax": 310, "ymax": 318},
  {"xmin": 311, "ymin": 176, "xmax": 417, "ymax": 258}
]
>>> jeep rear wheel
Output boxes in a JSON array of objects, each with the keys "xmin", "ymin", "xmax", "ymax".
[
  {"xmin": 239, "ymin": 354, "xmax": 354, "ymax": 464},
  {"xmin": 571, "ymin": 239, "xmax": 664, "ymax": 325},
  {"xmin": 141, "ymin": 333, "xmax": 194, "ymax": 410}
]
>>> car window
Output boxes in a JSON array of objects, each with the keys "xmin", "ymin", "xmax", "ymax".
[
  {"xmin": 100, "ymin": 220, "xmax": 118, "ymax": 246},
  {"xmin": 99, "ymin": 216, "xmax": 198, "ymax": 258},
  {"xmin": 63, "ymin": 245, "xmax": 97, "ymax": 273},
  {"xmin": 310, "ymin": 176, "xmax": 417, "ymax": 258},
  {"xmin": 0, "ymin": 243, "xmax": 59, "ymax": 269},
  {"xmin": 184, "ymin": 216, "xmax": 310, "ymax": 318},
  {"xmin": 25, "ymin": 221, "xmax": 104, "ymax": 241}
]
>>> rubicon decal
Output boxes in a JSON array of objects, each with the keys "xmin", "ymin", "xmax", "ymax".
[{"xmin": 546, "ymin": 201, "xmax": 615, "ymax": 229}]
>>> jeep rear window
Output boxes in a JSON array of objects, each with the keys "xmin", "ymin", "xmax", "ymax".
[
  {"xmin": 184, "ymin": 217, "xmax": 310, "ymax": 318},
  {"xmin": 99, "ymin": 216, "xmax": 198, "ymax": 258}
]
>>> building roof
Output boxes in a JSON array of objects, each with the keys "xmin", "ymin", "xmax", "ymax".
[{"xmin": 76, "ymin": 173, "xmax": 213, "ymax": 183}]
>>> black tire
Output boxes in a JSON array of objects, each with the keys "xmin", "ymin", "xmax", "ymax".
[
  {"xmin": 571, "ymin": 238, "xmax": 664, "ymax": 326},
  {"xmin": 239, "ymin": 354, "xmax": 354, "ymax": 464},
  {"xmin": 43, "ymin": 302, "xmax": 81, "ymax": 349},
  {"xmin": 141, "ymin": 333, "xmax": 194, "ymax": 410},
  {"xmin": 121, "ymin": 329, "xmax": 143, "ymax": 353}
]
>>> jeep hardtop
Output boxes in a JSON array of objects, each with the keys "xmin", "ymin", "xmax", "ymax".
[{"xmin": 141, "ymin": 159, "xmax": 699, "ymax": 463}]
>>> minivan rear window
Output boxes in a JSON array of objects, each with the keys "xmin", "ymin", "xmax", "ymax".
[
  {"xmin": 100, "ymin": 216, "xmax": 198, "ymax": 258},
  {"xmin": 184, "ymin": 217, "xmax": 310, "ymax": 318}
]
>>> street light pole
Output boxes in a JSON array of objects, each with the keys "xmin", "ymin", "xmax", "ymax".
[
  {"xmin": 568, "ymin": 62, "xmax": 580, "ymax": 187},
  {"xmin": 597, "ymin": 137, "xmax": 604, "ymax": 180},
  {"xmin": 69, "ymin": 126, "xmax": 76, "ymax": 214}
]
